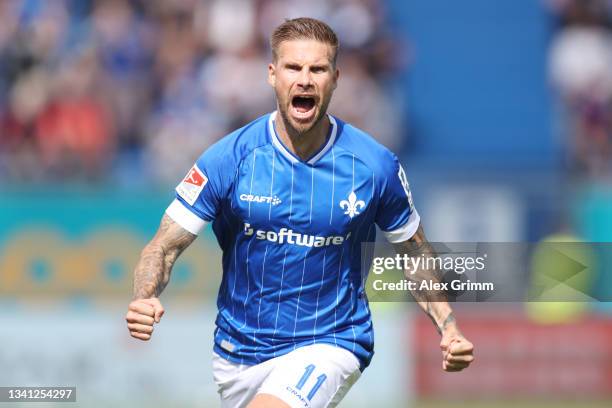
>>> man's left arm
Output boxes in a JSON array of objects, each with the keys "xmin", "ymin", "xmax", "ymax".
[{"xmin": 393, "ymin": 224, "xmax": 475, "ymax": 372}]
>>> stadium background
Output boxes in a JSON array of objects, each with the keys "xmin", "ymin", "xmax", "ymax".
[{"xmin": 1, "ymin": 0, "xmax": 612, "ymax": 407}]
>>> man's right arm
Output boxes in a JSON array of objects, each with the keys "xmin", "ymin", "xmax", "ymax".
[
  {"xmin": 126, "ymin": 214, "xmax": 196, "ymax": 341},
  {"xmin": 133, "ymin": 214, "xmax": 196, "ymax": 299}
]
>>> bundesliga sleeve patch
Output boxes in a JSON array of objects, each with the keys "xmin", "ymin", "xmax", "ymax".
[{"xmin": 176, "ymin": 165, "xmax": 208, "ymax": 206}]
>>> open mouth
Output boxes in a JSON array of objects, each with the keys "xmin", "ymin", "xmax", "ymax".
[{"xmin": 291, "ymin": 95, "xmax": 316, "ymax": 116}]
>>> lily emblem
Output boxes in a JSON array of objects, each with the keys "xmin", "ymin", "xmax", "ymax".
[{"xmin": 340, "ymin": 191, "xmax": 365, "ymax": 218}]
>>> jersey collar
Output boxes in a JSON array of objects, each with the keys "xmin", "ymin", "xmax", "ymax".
[{"xmin": 268, "ymin": 111, "xmax": 338, "ymax": 165}]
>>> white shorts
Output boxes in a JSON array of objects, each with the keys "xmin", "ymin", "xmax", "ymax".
[{"xmin": 212, "ymin": 344, "xmax": 362, "ymax": 408}]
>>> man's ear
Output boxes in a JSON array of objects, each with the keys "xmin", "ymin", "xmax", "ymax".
[
  {"xmin": 332, "ymin": 68, "xmax": 340, "ymax": 90},
  {"xmin": 268, "ymin": 63, "xmax": 276, "ymax": 87}
]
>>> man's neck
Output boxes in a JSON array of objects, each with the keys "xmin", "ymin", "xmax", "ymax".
[{"xmin": 274, "ymin": 112, "xmax": 330, "ymax": 162}]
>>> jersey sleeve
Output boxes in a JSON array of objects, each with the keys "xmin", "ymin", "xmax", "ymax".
[
  {"xmin": 375, "ymin": 155, "xmax": 420, "ymax": 243},
  {"xmin": 165, "ymin": 138, "xmax": 236, "ymax": 235}
]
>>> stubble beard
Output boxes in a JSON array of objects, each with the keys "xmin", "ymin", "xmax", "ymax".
[{"xmin": 277, "ymin": 94, "xmax": 332, "ymax": 139}]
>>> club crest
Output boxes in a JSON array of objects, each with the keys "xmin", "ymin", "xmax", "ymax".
[{"xmin": 339, "ymin": 191, "xmax": 365, "ymax": 218}]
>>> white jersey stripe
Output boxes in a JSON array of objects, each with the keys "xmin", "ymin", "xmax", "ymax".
[
  {"xmin": 272, "ymin": 247, "xmax": 289, "ymax": 357},
  {"xmin": 293, "ymin": 249, "xmax": 310, "ymax": 347},
  {"xmin": 254, "ymin": 244, "xmax": 269, "ymax": 359},
  {"xmin": 329, "ymin": 146, "xmax": 335, "ymax": 225},
  {"xmin": 348, "ymin": 153, "xmax": 358, "ymax": 351},
  {"xmin": 288, "ymin": 161, "xmax": 294, "ymax": 223},
  {"xmin": 239, "ymin": 239, "xmax": 253, "ymax": 330},
  {"xmin": 248, "ymin": 148, "xmax": 257, "ymax": 217},
  {"xmin": 230, "ymin": 231, "xmax": 239, "ymax": 320},
  {"xmin": 309, "ymin": 166, "xmax": 314, "ymax": 224},
  {"xmin": 313, "ymin": 248, "xmax": 327, "ymax": 340},
  {"xmin": 360, "ymin": 173, "xmax": 376, "ymax": 288},
  {"xmin": 268, "ymin": 153, "xmax": 275, "ymax": 220},
  {"xmin": 217, "ymin": 208, "xmax": 236, "ymax": 321},
  {"xmin": 362, "ymin": 223, "xmax": 375, "ymax": 346},
  {"xmin": 350, "ymin": 289, "xmax": 357, "ymax": 353},
  {"xmin": 351, "ymin": 154, "xmax": 355, "ymax": 191},
  {"xmin": 333, "ymin": 245, "xmax": 345, "ymax": 346}
]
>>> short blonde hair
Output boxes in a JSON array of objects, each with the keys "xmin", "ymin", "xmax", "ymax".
[{"xmin": 270, "ymin": 17, "xmax": 339, "ymax": 65}]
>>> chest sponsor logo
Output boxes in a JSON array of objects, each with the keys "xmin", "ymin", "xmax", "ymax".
[
  {"xmin": 240, "ymin": 194, "xmax": 282, "ymax": 206},
  {"xmin": 244, "ymin": 223, "xmax": 350, "ymax": 247},
  {"xmin": 339, "ymin": 191, "xmax": 365, "ymax": 218},
  {"xmin": 176, "ymin": 165, "xmax": 207, "ymax": 206}
]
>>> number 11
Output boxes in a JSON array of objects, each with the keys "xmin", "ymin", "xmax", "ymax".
[{"xmin": 296, "ymin": 364, "xmax": 327, "ymax": 400}]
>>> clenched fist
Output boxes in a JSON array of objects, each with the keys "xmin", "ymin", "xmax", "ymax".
[
  {"xmin": 126, "ymin": 297, "xmax": 165, "ymax": 341},
  {"xmin": 440, "ymin": 328, "xmax": 474, "ymax": 372}
]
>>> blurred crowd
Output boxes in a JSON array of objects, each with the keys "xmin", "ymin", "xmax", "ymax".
[
  {"xmin": 547, "ymin": 0, "xmax": 612, "ymax": 178},
  {"xmin": 0, "ymin": 0, "xmax": 406, "ymax": 186}
]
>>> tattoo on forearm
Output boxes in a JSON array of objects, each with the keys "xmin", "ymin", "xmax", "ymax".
[
  {"xmin": 430, "ymin": 311, "xmax": 456, "ymax": 335},
  {"xmin": 441, "ymin": 313, "xmax": 456, "ymax": 332},
  {"xmin": 132, "ymin": 215, "xmax": 196, "ymax": 299},
  {"xmin": 394, "ymin": 224, "xmax": 455, "ymax": 334}
]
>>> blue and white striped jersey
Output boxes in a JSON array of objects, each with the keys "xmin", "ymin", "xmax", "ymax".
[{"xmin": 166, "ymin": 111, "xmax": 420, "ymax": 370}]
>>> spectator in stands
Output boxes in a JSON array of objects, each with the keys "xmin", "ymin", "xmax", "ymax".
[
  {"xmin": 0, "ymin": 0, "xmax": 405, "ymax": 185},
  {"xmin": 548, "ymin": 0, "xmax": 612, "ymax": 177}
]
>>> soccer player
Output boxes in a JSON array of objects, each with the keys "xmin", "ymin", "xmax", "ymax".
[{"xmin": 125, "ymin": 18, "xmax": 474, "ymax": 408}]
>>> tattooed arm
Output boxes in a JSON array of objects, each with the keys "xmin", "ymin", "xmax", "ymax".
[
  {"xmin": 393, "ymin": 224, "xmax": 455, "ymax": 333},
  {"xmin": 393, "ymin": 224, "xmax": 474, "ymax": 372},
  {"xmin": 126, "ymin": 214, "xmax": 197, "ymax": 341},
  {"xmin": 132, "ymin": 214, "xmax": 196, "ymax": 299}
]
